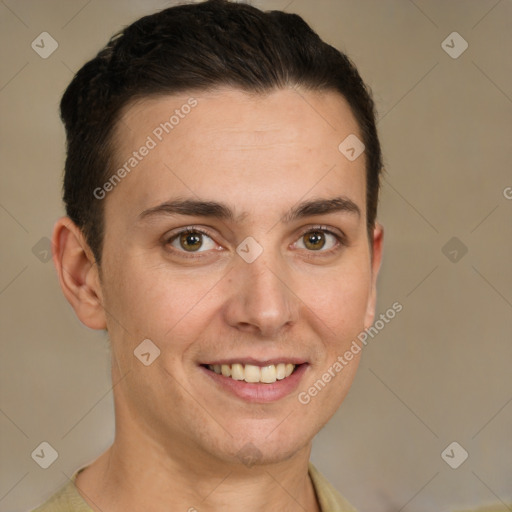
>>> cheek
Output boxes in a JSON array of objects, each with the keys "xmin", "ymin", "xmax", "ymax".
[
  {"xmin": 102, "ymin": 257, "xmax": 222, "ymax": 345},
  {"xmin": 101, "ymin": 241, "xmax": 372, "ymax": 352},
  {"xmin": 297, "ymin": 264, "xmax": 370, "ymax": 418},
  {"xmin": 304, "ymin": 260, "xmax": 372, "ymax": 339}
]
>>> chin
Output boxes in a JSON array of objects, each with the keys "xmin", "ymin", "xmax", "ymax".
[{"xmin": 217, "ymin": 427, "xmax": 312, "ymax": 468}]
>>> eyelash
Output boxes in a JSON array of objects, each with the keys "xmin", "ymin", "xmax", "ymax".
[{"xmin": 163, "ymin": 225, "xmax": 347, "ymax": 260}]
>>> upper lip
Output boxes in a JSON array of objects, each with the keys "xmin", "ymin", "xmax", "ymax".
[{"xmin": 202, "ymin": 357, "xmax": 307, "ymax": 366}]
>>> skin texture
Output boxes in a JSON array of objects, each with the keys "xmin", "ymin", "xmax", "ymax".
[{"xmin": 53, "ymin": 87, "xmax": 383, "ymax": 512}]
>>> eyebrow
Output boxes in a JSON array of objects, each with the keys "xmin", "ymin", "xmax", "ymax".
[{"xmin": 138, "ymin": 196, "xmax": 361, "ymax": 223}]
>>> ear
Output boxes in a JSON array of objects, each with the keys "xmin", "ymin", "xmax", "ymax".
[
  {"xmin": 52, "ymin": 217, "xmax": 107, "ymax": 330},
  {"xmin": 364, "ymin": 222, "xmax": 384, "ymax": 329}
]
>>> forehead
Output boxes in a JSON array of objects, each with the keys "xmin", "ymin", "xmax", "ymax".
[
  {"xmin": 116, "ymin": 86, "xmax": 360, "ymax": 150},
  {"xmin": 106, "ymin": 87, "xmax": 366, "ymax": 223}
]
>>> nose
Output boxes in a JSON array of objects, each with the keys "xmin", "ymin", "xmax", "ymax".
[{"xmin": 222, "ymin": 252, "xmax": 299, "ymax": 338}]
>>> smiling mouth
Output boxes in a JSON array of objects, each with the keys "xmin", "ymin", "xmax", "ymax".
[{"xmin": 202, "ymin": 363, "xmax": 301, "ymax": 384}]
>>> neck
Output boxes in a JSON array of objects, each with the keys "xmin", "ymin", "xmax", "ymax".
[{"xmin": 75, "ymin": 422, "xmax": 320, "ymax": 512}]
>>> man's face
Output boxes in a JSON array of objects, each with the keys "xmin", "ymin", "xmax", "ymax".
[{"xmin": 97, "ymin": 87, "xmax": 381, "ymax": 466}]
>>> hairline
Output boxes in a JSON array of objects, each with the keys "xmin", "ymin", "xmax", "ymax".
[{"xmin": 92, "ymin": 84, "xmax": 375, "ymax": 266}]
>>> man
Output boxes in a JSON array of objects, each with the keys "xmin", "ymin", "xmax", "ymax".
[{"xmin": 35, "ymin": 0, "xmax": 383, "ymax": 510}]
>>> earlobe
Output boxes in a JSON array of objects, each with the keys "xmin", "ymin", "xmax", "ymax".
[
  {"xmin": 52, "ymin": 217, "xmax": 107, "ymax": 330},
  {"xmin": 364, "ymin": 223, "xmax": 384, "ymax": 329}
]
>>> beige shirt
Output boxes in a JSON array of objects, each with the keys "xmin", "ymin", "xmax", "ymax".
[{"xmin": 31, "ymin": 462, "xmax": 357, "ymax": 512}]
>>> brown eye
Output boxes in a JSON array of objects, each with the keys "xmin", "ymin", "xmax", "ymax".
[
  {"xmin": 303, "ymin": 231, "xmax": 326, "ymax": 250},
  {"xmin": 179, "ymin": 232, "xmax": 203, "ymax": 251},
  {"xmin": 295, "ymin": 228, "xmax": 341, "ymax": 252},
  {"xmin": 168, "ymin": 230, "xmax": 216, "ymax": 253}
]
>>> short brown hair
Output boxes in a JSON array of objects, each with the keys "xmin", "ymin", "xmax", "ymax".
[{"xmin": 60, "ymin": 0, "xmax": 382, "ymax": 264}]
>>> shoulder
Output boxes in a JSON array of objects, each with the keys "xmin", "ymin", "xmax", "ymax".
[
  {"xmin": 30, "ymin": 473, "xmax": 93, "ymax": 512},
  {"xmin": 308, "ymin": 461, "xmax": 358, "ymax": 512}
]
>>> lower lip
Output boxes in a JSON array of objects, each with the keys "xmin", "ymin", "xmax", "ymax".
[{"xmin": 199, "ymin": 364, "xmax": 309, "ymax": 403}]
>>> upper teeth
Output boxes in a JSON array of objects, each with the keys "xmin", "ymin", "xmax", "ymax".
[{"xmin": 207, "ymin": 363, "xmax": 296, "ymax": 383}]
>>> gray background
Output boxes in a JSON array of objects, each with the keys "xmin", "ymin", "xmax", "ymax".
[{"xmin": 0, "ymin": 1, "xmax": 511, "ymax": 511}]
